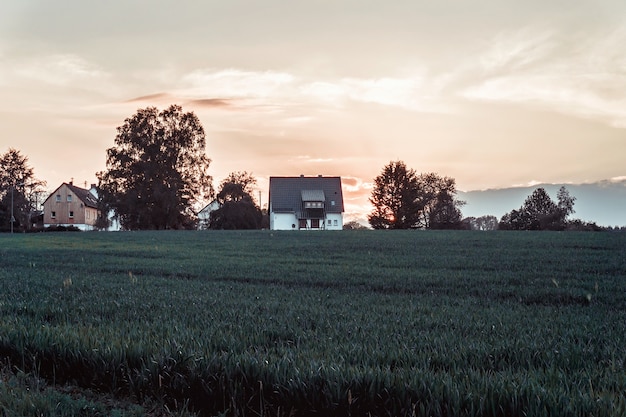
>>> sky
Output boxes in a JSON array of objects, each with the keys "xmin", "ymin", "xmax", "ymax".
[{"xmin": 1, "ymin": 1, "xmax": 625, "ymax": 224}]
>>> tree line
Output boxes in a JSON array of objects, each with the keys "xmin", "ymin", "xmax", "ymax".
[
  {"xmin": 0, "ymin": 104, "xmax": 621, "ymax": 232},
  {"xmin": 367, "ymin": 160, "xmax": 614, "ymax": 231}
]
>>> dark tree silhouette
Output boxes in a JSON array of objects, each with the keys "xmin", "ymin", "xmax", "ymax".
[
  {"xmin": 418, "ymin": 173, "xmax": 465, "ymax": 229},
  {"xmin": 0, "ymin": 148, "xmax": 46, "ymax": 232},
  {"xmin": 209, "ymin": 171, "xmax": 262, "ymax": 229},
  {"xmin": 368, "ymin": 161, "xmax": 465, "ymax": 229},
  {"xmin": 97, "ymin": 105, "xmax": 213, "ymax": 230},
  {"xmin": 499, "ymin": 187, "xmax": 576, "ymax": 231},
  {"xmin": 343, "ymin": 220, "xmax": 369, "ymax": 230},
  {"xmin": 368, "ymin": 161, "xmax": 421, "ymax": 229},
  {"xmin": 463, "ymin": 215, "xmax": 499, "ymax": 231}
]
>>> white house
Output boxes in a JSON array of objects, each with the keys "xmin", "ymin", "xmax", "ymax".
[
  {"xmin": 197, "ymin": 199, "xmax": 220, "ymax": 230},
  {"xmin": 268, "ymin": 175, "xmax": 344, "ymax": 230}
]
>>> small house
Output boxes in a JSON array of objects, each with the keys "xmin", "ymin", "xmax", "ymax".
[
  {"xmin": 268, "ymin": 175, "xmax": 344, "ymax": 230},
  {"xmin": 42, "ymin": 182, "xmax": 100, "ymax": 230},
  {"xmin": 197, "ymin": 199, "xmax": 220, "ymax": 230}
]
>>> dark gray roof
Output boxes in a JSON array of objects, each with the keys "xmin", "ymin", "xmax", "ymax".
[
  {"xmin": 301, "ymin": 189, "xmax": 325, "ymax": 202},
  {"xmin": 269, "ymin": 176, "xmax": 344, "ymax": 214},
  {"xmin": 66, "ymin": 183, "xmax": 99, "ymax": 208}
]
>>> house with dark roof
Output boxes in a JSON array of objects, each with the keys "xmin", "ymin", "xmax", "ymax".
[
  {"xmin": 268, "ymin": 175, "xmax": 344, "ymax": 230},
  {"xmin": 197, "ymin": 199, "xmax": 220, "ymax": 230},
  {"xmin": 42, "ymin": 181, "xmax": 100, "ymax": 230}
]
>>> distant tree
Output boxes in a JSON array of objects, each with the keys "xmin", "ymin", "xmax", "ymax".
[
  {"xmin": 463, "ymin": 215, "xmax": 499, "ymax": 231},
  {"xmin": 368, "ymin": 161, "xmax": 466, "ymax": 230},
  {"xmin": 499, "ymin": 187, "xmax": 576, "ymax": 231},
  {"xmin": 421, "ymin": 174, "xmax": 465, "ymax": 229},
  {"xmin": 556, "ymin": 186, "xmax": 576, "ymax": 229},
  {"xmin": 97, "ymin": 105, "xmax": 213, "ymax": 230},
  {"xmin": 209, "ymin": 171, "xmax": 262, "ymax": 229},
  {"xmin": 0, "ymin": 148, "xmax": 46, "ymax": 232},
  {"xmin": 368, "ymin": 161, "xmax": 421, "ymax": 229},
  {"xmin": 566, "ymin": 219, "xmax": 603, "ymax": 232},
  {"xmin": 343, "ymin": 220, "xmax": 369, "ymax": 230}
]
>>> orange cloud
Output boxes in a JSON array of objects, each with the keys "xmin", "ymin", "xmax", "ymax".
[
  {"xmin": 187, "ymin": 98, "xmax": 234, "ymax": 109},
  {"xmin": 124, "ymin": 92, "xmax": 172, "ymax": 103}
]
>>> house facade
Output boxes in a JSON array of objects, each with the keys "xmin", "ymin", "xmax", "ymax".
[
  {"xmin": 197, "ymin": 199, "xmax": 220, "ymax": 230},
  {"xmin": 268, "ymin": 175, "xmax": 344, "ymax": 230},
  {"xmin": 42, "ymin": 182, "xmax": 100, "ymax": 231}
]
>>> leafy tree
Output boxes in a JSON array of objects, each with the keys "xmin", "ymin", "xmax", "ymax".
[
  {"xmin": 0, "ymin": 148, "xmax": 46, "ymax": 232},
  {"xmin": 368, "ymin": 161, "xmax": 421, "ymax": 229},
  {"xmin": 556, "ymin": 186, "xmax": 576, "ymax": 229},
  {"xmin": 209, "ymin": 171, "xmax": 262, "ymax": 229},
  {"xmin": 368, "ymin": 161, "xmax": 466, "ymax": 229},
  {"xmin": 343, "ymin": 220, "xmax": 369, "ymax": 230},
  {"xmin": 420, "ymin": 173, "xmax": 465, "ymax": 229},
  {"xmin": 97, "ymin": 105, "xmax": 213, "ymax": 230},
  {"xmin": 463, "ymin": 215, "xmax": 499, "ymax": 231},
  {"xmin": 499, "ymin": 187, "xmax": 576, "ymax": 231}
]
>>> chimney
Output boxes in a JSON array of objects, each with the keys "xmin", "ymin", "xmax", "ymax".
[{"xmin": 318, "ymin": 174, "xmax": 322, "ymax": 177}]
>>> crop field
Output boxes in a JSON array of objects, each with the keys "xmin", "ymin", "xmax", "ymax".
[{"xmin": 0, "ymin": 230, "xmax": 625, "ymax": 416}]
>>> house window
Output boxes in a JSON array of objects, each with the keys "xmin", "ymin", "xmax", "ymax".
[
  {"xmin": 327, "ymin": 219, "xmax": 331, "ymax": 225},
  {"xmin": 299, "ymin": 219, "xmax": 307, "ymax": 229},
  {"xmin": 333, "ymin": 220, "xmax": 338, "ymax": 226},
  {"xmin": 311, "ymin": 219, "xmax": 320, "ymax": 228},
  {"xmin": 304, "ymin": 201, "xmax": 323, "ymax": 208},
  {"xmin": 51, "ymin": 211, "xmax": 56, "ymax": 218},
  {"xmin": 55, "ymin": 195, "xmax": 61, "ymax": 202},
  {"xmin": 67, "ymin": 195, "xmax": 72, "ymax": 202},
  {"xmin": 69, "ymin": 211, "xmax": 74, "ymax": 218}
]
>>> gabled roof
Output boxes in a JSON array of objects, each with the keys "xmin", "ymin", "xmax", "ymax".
[
  {"xmin": 269, "ymin": 176, "xmax": 344, "ymax": 213},
  {"xmin": 43, "ymin": 182, "xmax": 99, "ymax": 209},
  {"xmin": 197, "ymin": 199, "xmax": 220, "ymax": 215}
]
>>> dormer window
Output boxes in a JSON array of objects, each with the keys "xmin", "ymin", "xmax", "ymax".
[{"xmin": 304, "ymin": 201, "xmax": 323, "ymax": 209}]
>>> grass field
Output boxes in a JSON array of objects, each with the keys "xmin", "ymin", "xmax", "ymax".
[{"xmin": 1, "ymin": 230, "xmax": 625, "ymax": 416}]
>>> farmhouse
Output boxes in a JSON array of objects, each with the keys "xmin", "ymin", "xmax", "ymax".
[
  {"xmin": 268, "ymin": 175, "xmax": 344, "ymax": 230},
  {"xmin": 42, "ymin": 181, "xmax": 100, "ymax": 231},
  {"xmin": 197, "ymin": 199, "xmax": 220, "ymax": 230}
]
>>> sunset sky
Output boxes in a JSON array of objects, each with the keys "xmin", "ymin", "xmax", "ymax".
[{"xmin": 1, "ymin": 1, "xmax": 625, "ymax": 223}]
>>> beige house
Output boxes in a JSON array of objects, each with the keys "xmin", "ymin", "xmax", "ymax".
[{"xmin": 43, "ymin": 182, "xmax": 100, "ymax": 230}]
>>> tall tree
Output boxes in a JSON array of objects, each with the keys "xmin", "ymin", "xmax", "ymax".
[
  {"xmin": 0, "ymin": 148, "xmax": 46, "ymax": 232},
  {"xmin": 499, "ymin": 187, "xmax": 576, "ymax": 231},
  {"xmin": 368, "ymin": 161, "xmax": 465, "ymax": 229},
  {"xmin": 417, "ymin": 173, "xmax": 464, "ymax": 229},
  {"xmin": 97, "ymin": 105, "xmax": 213, "ymax": 230},
  {"xmin": 368, "ymin": 161, "xmax": 421, "ymax": 229},
  {"xmin": 209, "ymin": 171, "xmax": 262, "ymax": 229},
  {"xmin": 556, "ymin": 186, "xmax": 576, "ymax": 229}
]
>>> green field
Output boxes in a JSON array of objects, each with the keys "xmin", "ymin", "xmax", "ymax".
[{"xmin": 1, "ymin": 230, "xmax": 625, "ymax": 416}]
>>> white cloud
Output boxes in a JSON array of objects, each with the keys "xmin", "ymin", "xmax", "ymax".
[
  {"xmin": 480, "ymin": 27, "xmax": 556, "ymax": 72},
  {"xmin": 182, "ymin": 69, "xmax": 295, "ymax": 98},
  {"xmin": 15, "ymin": 54, "xmax": 108, "ymax": 86},
  {"xmin": 461, "ymin": 22, "xmax": 626, "ymax": 128},
  {"xmin": 178, "ymin": 68, "xmax": 448, "ymax": 114}
]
